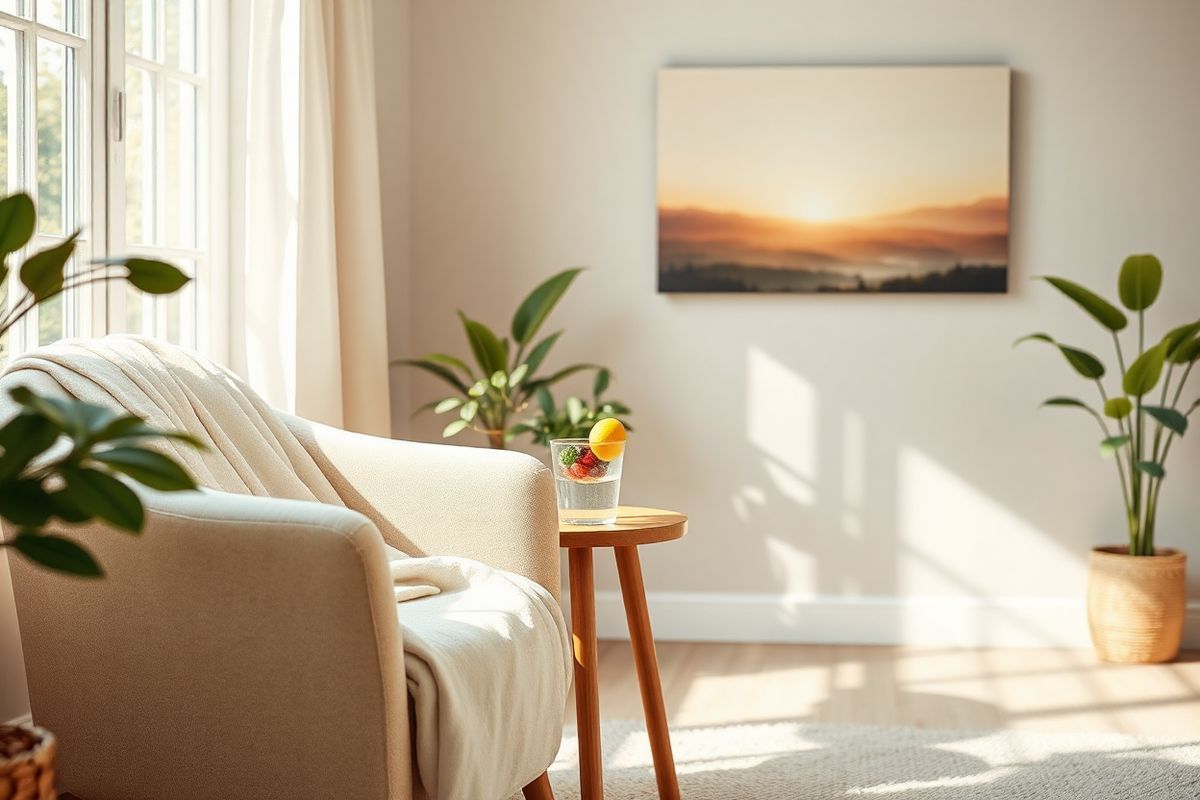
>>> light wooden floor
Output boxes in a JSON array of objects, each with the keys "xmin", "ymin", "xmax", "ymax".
[{"xmin": 566, "ymin": 641, "xmax": 1200, "ymax": 736}]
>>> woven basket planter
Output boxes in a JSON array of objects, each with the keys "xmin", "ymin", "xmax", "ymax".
[
  {"xmin": 1087, "ymin": 546, "xmax": 1187, "ymax": 663},
  {"xmin": 0, "ymin": 725, "xmax": 56, "ymax": 800}
]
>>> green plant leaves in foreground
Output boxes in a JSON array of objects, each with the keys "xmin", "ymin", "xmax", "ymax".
[
  {"xmin": 1118, "ymin": 254, "xmax": 1163, "ymax": 311},
  {"xmin": 1104, "ymin": 397, "xmax": 1133, "ymax": 419},
  {"xmin": 1016, "ymin": 334, "xmax": 1105, "ymax": 379},
  {"xmin": 20, "ymin": 233, "xmax": 78, "ymax": 300},
  {"xmin": 8, "ymin": 531, "xmax": 102, "ymax": 577},
  {"xmin": 1142, "ymin": 405, "xmax": 1188, "ymax": 436},
  {"xmin": 1038, "ymin": 276, "xmax": 1127, "ymax": 331},
  {"xmin": 1122, "ymin": 344, "xmax": 1167, "ymax": 397},
  {"xmin": 511, "ymin": 268, "xmax": 583, "ymax": 347},
  {"xmin": 0, "ymin": 192, "xmax": 35, "ymax": 260}
]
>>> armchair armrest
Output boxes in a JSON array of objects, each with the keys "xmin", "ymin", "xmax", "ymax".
[
  {"xmin": 284, "ymin": 416, "xmax": 561, "ymax": 601},
  {"xmin": 8, "ymin": 489, "xmax": 412, "ymax": 800}
]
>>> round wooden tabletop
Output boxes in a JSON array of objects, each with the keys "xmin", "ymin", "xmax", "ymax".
[{"xmin": 559, "ymin": 506, "xmax": 688, "ymax": 548}]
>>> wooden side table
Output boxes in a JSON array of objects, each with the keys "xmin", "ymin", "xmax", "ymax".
[{"xmin": 561, "ymin": 506, "xmax": 686, "ymax": 800}]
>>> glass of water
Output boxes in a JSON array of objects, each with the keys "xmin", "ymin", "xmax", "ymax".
[{"xmin": 550, "ymin": 438, "xmax": 624, "ymax": 525}]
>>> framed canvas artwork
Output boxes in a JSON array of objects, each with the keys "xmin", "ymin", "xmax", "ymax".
[{"xmin": 657, "ymin": 65, "xmax": 1011, "ymax": 293}]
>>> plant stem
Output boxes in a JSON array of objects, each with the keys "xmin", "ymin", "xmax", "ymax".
[
  {"xmin": 1132, "ymin": 311, "xmax": 1145, "ymax": 554},
  {"xmin": 1111, "ymin": 331, "xmax": 1128, "ymax": 378}
]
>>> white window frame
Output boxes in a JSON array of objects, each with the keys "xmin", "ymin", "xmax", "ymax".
[
  {"xmin": 105, "ymin": 0, "xmax": 226, "ymax": 358},
  {"xmin": 0, "ymin": 0, "xmax": 105, "ymax": 355}
]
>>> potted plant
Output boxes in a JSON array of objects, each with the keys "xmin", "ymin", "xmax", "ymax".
[
  {"xmin": 1018, "ymin": 254, "xmax": 1197, "ymax": 662},
  {"xmin": 0, "ymin": 192, "xmax": 198, "ymax": 794},
  {"xmin": 399, "ymin": 268, "xmax": 633, "ymax": 448},
  {"xmin": 522, "ymin": 368, "xmax": 633, "ymax": 447}
]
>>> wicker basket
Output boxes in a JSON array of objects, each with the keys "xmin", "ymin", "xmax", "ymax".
[
  {"xmin": 1087, "ymin": 546, "xmax": 1187, "ymax": 663},
  {"xmin": 0, "ymin": 725, "xmax": 56, "ymax": 800}
]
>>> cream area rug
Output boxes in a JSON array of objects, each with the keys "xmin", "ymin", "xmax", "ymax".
[{"xmin": 523, "ymin": 719, "xmax": 1200, "ymax": 799}]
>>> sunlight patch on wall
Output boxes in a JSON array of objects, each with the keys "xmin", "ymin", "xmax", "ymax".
[
  {"xmin": 897, "ymin": 447, "xmax": 1086, "ymax": 597},
  {"xmin": 746, "ymin": 346, "xmax": 818, "ymax": 481}
]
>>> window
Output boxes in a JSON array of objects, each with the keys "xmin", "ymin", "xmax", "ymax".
[
  {"xmin": 0, "ymin": 0, "xmax": 95, "ymax": 359},
  {"xmin": 0, "ymin": 0, "xmax": 219, "ymax": 362},
  {"xmin": 113, "ymin": 0, "xmax": 210, "ymax": 349}
]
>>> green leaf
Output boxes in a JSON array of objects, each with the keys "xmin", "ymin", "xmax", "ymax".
[
  {"xmin": 468, "ymin": 379, "xmax": 487, "ymax": 397},
  {"xmin": 457, "ymin": 311, "xmax": 506, "ymax": 375},
  {"xmin": 459, "ymin": 400, "xmax": 478, "ymax": 422},
  {"xmin": 90, "ymin": 447, "xmax": 197, "ymax": 491},
  {"xmin": 8, "ymin": 532, "xmax": 102, "ymax": 577},
  {"xmin": 593, "ymin": 368, "xmax": 610, "ymax": 399},
  {"xmin": 566, "ymin": 396, "xmax": 585, "ymax": 425},
  {"xmin": 60, "ymin": 466, "xmax": 145, "ymax": 532},
  {"xmin": 0, "ymin": 413, "xmax": 61, "ymax": 482},
  {"xmin": 1136, "ymin": 460, "xmax": 1165, "ymax": 478},
  {"xmin": 536, "ymin": 386, "xmax": 555, "ymax": 416},
  {"xmin": 0, "ymin": 479, "xmax": 56, "ymax": 527},
  {"xmin": 1041, "ymin": 397, "xmax": 1102, "ymax": 421},
  {"xmin": 1015, "ymin": 334, "xmax": 1104, "ymax": 379},
  {"xmin": 434, "ymin": 397, "xmax": 463, "ymax": 414},
  {"xmin": 1142, "ymin": 405, "xmax": 1188, "ymax": 436},
  {"xmin": 1162, "ymin": 322, "xmax": 1200, "ymax": 361},
  {"xmin": 1172, "ymin": 334, "xmax": 1200, "ymax": 365},
  {"xmin": 442, "ymin": 419, "xmax": 470, "ymax": 438},
  {"xmin": 1123, "ymin": 344, "xmax": 1167, "ymax": 397},
  {"xmin": 504, "ymin": 422, "xmax": 536, "ymax": 443},
  {"xmin": 1100, "ymin": 434, "xmax": 1131, "ymax": 458},
  {"xmin": 94, "ymin": 418, "xmax": 203, "ymax": 449},
  {"xmin": 1039, "ymin": 276, "xmax": 1127, "ymax": 331},
  {"xmin": 0, "ymin": 193, "xmax": 36, "ymax": 258},
  {"xmin": 395, "ymin": 358, "xmax": 468, "ymax": 394},
  {"xmin": 20, "ymin": 233, "xmax": 78, "ymax": 300},
  {"xmin": 490, "ymin": 370, "xmax": 507, "ymax": 389},
  {"xmin": 1117, "ymin": 254, "xmax": 1163, "ymax": 311},
  {"xmin": 508, "ymin": 363, "xmax": 528, "ymax": 387},
  {"xmin": 123, "ymin": 258, "xmax": 189, "ymax": 294},
  {"xmin": 511, "ymin": 268, "xmax": 583, "ymax": 347},
  {"xmin": 522, "ymin": 330, "xmax": 563, "ymax": 378},
  {"xmin": 423, "ymin": 353, "xmax": 474, "ymax": 379},
  {"xmin": 410, "ymin": 399, "xmax": 442, "ymax": 418},
  {"xmin": 1104, "ymin": 397, "xmax": 1133, "ymax": 419},
  {"xmin": 602, "ymin": 401, "xmax": 632, "ymax": 415}
]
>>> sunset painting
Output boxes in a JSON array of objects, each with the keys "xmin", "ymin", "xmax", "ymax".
[{"xmin": 657, "ymin": 66, "xmax": 1011, "ymax": 293}]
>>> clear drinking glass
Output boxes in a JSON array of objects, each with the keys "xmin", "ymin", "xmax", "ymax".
[{"xmin": 550, "ymin": 438, "xmax": 624, "ymax": 525}]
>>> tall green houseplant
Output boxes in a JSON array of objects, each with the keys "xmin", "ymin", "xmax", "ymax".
[{"xmin": 1018, "ymin": 254, "xmax": 1198, "ymax": 556}]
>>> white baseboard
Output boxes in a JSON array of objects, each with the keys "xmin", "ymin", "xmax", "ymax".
[
  {"xmin": 5, "ymin": 712, "xmax": 31, "ymax": 727},
  {"xmin": 565, "ymin": 591, "xmax": 1200, "ymax": 649}
]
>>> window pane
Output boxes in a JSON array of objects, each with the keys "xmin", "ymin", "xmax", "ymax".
[
  {"xmin": 37, "ymin": 39, "xmax": 68, "ymax": 235},
  {"xmin": 0, "ymin": 278, "xmax": 8, "ymax": 363},
  {"xmin": 161, "ymin": 257, "xmax": 193, "ymax": 344},
  {"xmin": 163, "ymin": 78, "xmax": 195, "ymax": 247},
  {"xmin": 125, "ymin": 65, "xmax": 153, "ymax": 245},
  {"xmin": 38, "ymin": 292, "xmax": 62, "ymax": 342},
  {"xmin": 0, "ymin": 2, "xmax": 23, "ymax": 19},
  {"xmin": 163, "ymin": 0, "xmax": 195, "ymax": 72},
  {"xmin": 36, "ymin": 0, "xmax": 80, "ymax": 35},
  {"xmin": 0, "ymin": 27, "xmax": 17, "ymax": 193},
  {"xmin": 126, "ymin": 0, "xmax": 154, "ymax": 59},
  {"xmin": 125, "ymin": 283, "xmax": 144, "ymax": 332}
]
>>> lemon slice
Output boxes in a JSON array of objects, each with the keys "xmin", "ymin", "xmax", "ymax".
[{"xmin": 589, "ymin": 418, "xmax": 627, "ymax": 461}]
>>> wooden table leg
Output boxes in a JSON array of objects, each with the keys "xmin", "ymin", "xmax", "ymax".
[
  {"xmin": 615, "ymin": 545, "xmax": 680, "ymax": 800},
  {"xmin": 568, "ymin": 547, "xmax": 604, "ymax": 800}
]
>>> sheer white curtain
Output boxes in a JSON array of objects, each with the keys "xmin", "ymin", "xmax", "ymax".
[{"xmin": 228, "ymin": 0, "xmax": 392, "ymax": 436}]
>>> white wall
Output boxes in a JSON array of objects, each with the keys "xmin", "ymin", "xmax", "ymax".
[{"xmin": 395, "ymin": 0, "xmax": 1200, "ymax": 645}]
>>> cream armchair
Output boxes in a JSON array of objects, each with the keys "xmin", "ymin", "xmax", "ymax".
[{"xmin": 3, "ymin": 341, "xmax": 564, "ymax": 800}]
